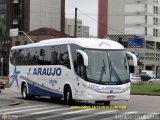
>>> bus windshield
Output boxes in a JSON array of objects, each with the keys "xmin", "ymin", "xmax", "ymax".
[{"xmin": 84, "ymin": 49, "xmax": 129, "ymax": 85}]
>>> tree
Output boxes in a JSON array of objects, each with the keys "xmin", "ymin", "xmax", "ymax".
[{"xmin": 0, "ymin": 23, "xmax": 6, "ymax": 41}]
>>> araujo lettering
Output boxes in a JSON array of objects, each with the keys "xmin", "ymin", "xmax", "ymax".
[
  {"xmin": 83, "ymin": 83, "xmax": 130, "ymax": 92},
  {"xmin": 27, "ymin": 68, "xmax": 61, "ymax": 76}
]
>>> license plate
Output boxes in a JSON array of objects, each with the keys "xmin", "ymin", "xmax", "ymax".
[{"xmin": 107, "ymin": 95, "xmax": 115, "ymax": 100}]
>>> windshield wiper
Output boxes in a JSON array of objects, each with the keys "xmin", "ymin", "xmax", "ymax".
[
  {"xmin": 99, "ymin": 60, "xmax": 106, "ymax": 82},
  {"xmin": 121, "ymin": 79, "xmax": 130, "ymax": 83}
]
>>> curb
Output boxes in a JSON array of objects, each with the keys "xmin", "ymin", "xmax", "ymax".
[
  {"xmin": 8, "ymin": 101, "xmax": 20, "ymax": 106},
  {"xmin": 131, "ymin": 94, "xmax": 160, "ymax": 96}
]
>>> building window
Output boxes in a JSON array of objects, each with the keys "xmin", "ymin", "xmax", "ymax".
[
  {"xmin": 145, "ymin": 27, "xmax": 147, "ymax": 35},
  {"xmin": 153, "ymin": 17, "xmax": 156, "ymax": 25},
  {"xmin": 156, "ymin": 18, "xmax": 158, "ymax": 25},
  {"xmin": 156, "ymin": 29, "xmax": 158, "ymax": 37},
  {"xmin": 153, "ymin": 29, "xmax": 158, "ymax": 37},
  {"xmin": 24, "ymin": 41, "xmax": 27, "ymax": 45},
  {"xmin": 153, "ymin": 29, "xmax": 156, "ymax": 36},
  {"xmin": 145, "ymin": 16, "xmax": 147, "ymax": 24},
  {"xmin": 15, "ymin": 41, "xmax": 20, "ymax": 46},
  {"xmin": 156, "ymin": 7, "xmax": 158, "ymax": 14},
  {"xmin": 153, "ymin": 6, "xmax": 156, "ymax": 14}
]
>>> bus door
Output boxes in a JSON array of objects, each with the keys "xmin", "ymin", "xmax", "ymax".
[{"xmin": 74, "ymin": 51, "xmax": 88, "ymax": 99}]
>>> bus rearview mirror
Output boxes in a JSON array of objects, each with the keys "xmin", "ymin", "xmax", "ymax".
[
  {"xmin": 76, "ymin": 50, "xmax": 88, "ymax": 66},
  {"xmin": 126, "ymin": 51, "xmax": 138, "ymax": 66}
]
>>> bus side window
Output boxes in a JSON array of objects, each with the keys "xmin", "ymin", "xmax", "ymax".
[{"xmin": 76, "ymin": 53, "xmax": 86, "ymax": 79}]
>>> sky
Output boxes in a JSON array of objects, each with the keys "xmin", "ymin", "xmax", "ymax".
[{"xmin": 65, "ymin": 0, "xmax": 98, "ymax": 36}]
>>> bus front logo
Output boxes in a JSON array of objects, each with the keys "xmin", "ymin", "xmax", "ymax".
[{"xmin": 110, "ymin": 90, "xmax": 113, "ymax": 93}]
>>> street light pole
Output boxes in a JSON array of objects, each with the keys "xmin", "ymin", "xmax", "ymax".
[
  {"xmin": 146, "ymin": 44, "xmax": 160, "ymax": 75},
  {"xmin": 19, "ymin": 31, "xmax": 34, "ymax": 43},
  {"xmin": 1, "ymin": 57, "xmax": 3, "ymax": 79}
]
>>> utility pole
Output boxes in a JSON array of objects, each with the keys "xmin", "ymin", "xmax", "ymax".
[{"xmin": 74, "ymin": 8, "xmax": 78, "ymax": 38}]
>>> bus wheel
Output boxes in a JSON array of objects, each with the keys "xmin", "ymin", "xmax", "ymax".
[
  {"xmin": 104, "ymin": 101, "xmax": 110, "ymax": 106},
  {"xmin": 64, "ymin": 87, "xmax": 74, "ymax": 105},
  {"xmin": 21, "ymin": 83, "xmax": 30, "ymax": 100}
]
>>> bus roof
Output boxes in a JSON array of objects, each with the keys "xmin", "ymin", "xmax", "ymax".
[{"xmin": 11, "ymin": 38, "xmax": 125, "ymax": 50}]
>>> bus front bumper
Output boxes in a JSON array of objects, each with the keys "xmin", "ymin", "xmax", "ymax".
[{"xmin": 84, "ymin": 89, "xmax": 130, "ymax": 101}]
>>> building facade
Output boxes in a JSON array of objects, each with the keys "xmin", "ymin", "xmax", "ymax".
[
  {"xmin": 98, "ymin": 0, "xmax": 160, "ymax": 75},
  {"xmin": 65, "ymin": 18, "xmax": 89, "ymax": 37},
  {"xmin": 98, "ymin": 0, "xmax": 108, "ymax": 38},
  {"xmin": 0, "ymin": 0, "xmax": 65, "ymax": 76},
  {"xmin": 0, "ymin": 0, "xmax": 7, "ymax": 31},
  {"xmin": 7, "ymin": 0, "xmax": 65, "ymax": 33},
  {"xmin": 11, "ymin": 28, "xmax": 69, "ymax": 47},
  {"xmin": 82, "ymin": 25, "xmax": 89, "ymax": 37}
]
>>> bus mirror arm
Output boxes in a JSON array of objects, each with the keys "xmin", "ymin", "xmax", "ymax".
[
  {"xmin": 76, "ymin": 50, "xmax": 88, "ymax": 66},
  {"xmin": 126, "ymin": 51, "xmax": 138, "ymax": 66}
]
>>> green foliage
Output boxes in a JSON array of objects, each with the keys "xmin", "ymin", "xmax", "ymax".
[
  {"xmin": 0, "ymin": 23, "xmax": 7, "ymax": 41},
  {"xmin": 131, "ymin": 82, "xmax": 160, "ymax": 95}
]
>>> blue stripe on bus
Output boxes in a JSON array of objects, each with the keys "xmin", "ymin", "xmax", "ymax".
[{"xmin": 27, "ymin": 82, "xmax": 63, "ymax": 98}]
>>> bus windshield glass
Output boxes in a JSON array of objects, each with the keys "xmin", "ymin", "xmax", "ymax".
[{"xmin": 84, "ymin": 49, "xmax": 129, "ymax": 85}]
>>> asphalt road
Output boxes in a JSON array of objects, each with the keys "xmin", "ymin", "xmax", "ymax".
[{"xmin": 0, "ymin": 88, "xmax": 160, "ymax": 120}]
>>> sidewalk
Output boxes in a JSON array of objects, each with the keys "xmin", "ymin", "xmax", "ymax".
[{"xmin": 0, "ymin": 88, "xmax": 23, "ymax": 107}]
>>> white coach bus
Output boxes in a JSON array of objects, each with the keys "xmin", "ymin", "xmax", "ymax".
[{"xmin": 9, "ymin": 38, "xmax": 137, "ymax": 105}]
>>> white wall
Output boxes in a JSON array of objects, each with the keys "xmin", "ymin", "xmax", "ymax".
[
  {"xmin": 147, "ymin": 27, "xmax": 153, "ymax": 36},
  {"xmin": 147, "ymin": 5, "xmax": 153, "ymax": 13},
  {"xmin": 125, "ymin": 27, "xmax": 144, "ymax": 34},
  {"xmin": 147, "ymin": 16, "xmax": 153, "ymax": 25},
  {"xmin": 125, "ymin": 16, "xmax": 145, "ymax": 24},
  {"xmin": 125, "ymin": 4, "xmax": 145, "ymax": 12},
  {"xmin": 30, "ymin": 0, "xmax": 61, "ymax": 31}
]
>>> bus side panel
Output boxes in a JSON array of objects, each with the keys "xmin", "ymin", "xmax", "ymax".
[
  {"xmin": 9, "ymin": 63, "xmax": 23, "ymax": 93},
  {"xmin": 27, "ymin": 82, "xmax": 63, "ymax": 98},
  {"xmin": 9, "ymin": 64, "xmax": 72, "ymax": 98}
]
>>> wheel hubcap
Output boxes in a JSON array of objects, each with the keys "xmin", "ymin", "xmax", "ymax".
[
  {"xmin": 23, "ymin": 87, "xmax": 26, "ymax": 98},
  {"xmin": 67, "ymin": 91, "xmax": 69, "ymax": 101}
]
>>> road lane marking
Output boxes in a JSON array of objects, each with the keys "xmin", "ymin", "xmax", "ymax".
[
  {"xmin": 20, "ymin": 107, "xmax": 72, "ymax": 118},
  {"xmin": 64, "ymin": 110, "xmax": 118, "ymax": 120},
  {"xmin": 62, "ymin": 109, "xmax": 93, "ymax": 115},
  {"xmin": 150, "ymin": 113, "xmax": 159, "ymax": 115},
  {"xmin": 2, "ymin": 106, "xmax": 57, "ymax": 114},
  {"xmin": 123, "ymin": 111, "xmax": 138, "ymax": 114},
  {"xmin": 36, "ymin": 109, "xmax": 94, "ymax": 120},
  {"xmin": 30, "ymin": 107, "xmax": 72, "ymax": 115},
  {"xmin": 95, "ymin": 110, "xmax": 117, "ymax": 115},
  {"xmin": 0, "ymin": 105, "xmax": 46, "ymax": 112}
]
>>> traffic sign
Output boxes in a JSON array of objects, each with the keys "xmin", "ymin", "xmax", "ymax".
[
  {"xmin": 10, "ymin": 28, "xmax": 18, "ymax": 37},
  {"xmin": 128, "ymin": 38, "xmax": 145, "ymax": 47}
]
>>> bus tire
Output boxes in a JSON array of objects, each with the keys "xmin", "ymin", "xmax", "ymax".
[
  {"xmin": 104, "ymin": 101, "xmax": 110, "ymax": 106},
  {"xmin": 64, "ymin": 87, "xmax": 74, "ymax": 105},
  {"xmin": 21, "ymin": 83, "xmax": 31, "ymax": 100}
]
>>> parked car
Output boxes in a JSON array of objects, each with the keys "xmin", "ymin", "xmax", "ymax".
[
  {"xmin": 130, "ymin": 73, "xmax": 141, "ymax": 83},
  {"xmin": 148, "ymin": 76, "xmax": 160, "ymax": 83},
  {"xmin": 140, "ymin": 72, "xmax": 152, "ymax": 81},
  {"xmin": 141, "ymin": 70, "xmax": 155, "ymax": 78},
  {"xmin": 0, "ymin": 80, "xmax": 5, "ymax": 93}
]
